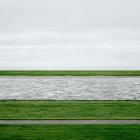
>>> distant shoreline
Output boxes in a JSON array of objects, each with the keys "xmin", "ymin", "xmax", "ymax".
[
  {"xmin": 1, "ymin": 76, "xmax": 140, "ymax": 78},
  {"xmin": 0, "ymin": 70, "xmax": 140, "ymax": 76}
]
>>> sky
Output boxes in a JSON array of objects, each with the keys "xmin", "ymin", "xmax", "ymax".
[{"xmin": 0, "ymin": 0, "xmax": 140, "ymax": 70}]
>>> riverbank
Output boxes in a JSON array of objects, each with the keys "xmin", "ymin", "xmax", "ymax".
[
  {"xmin": 0, "ymin": 101, "xmax": 139, "ymax": 139},
  {"xmin": 0, "ymin": 101, "xmax": 139, "ymax": 120},
  {"xmin": 0, "ymin": 70, "xmax": 140, "ymax": 76}
]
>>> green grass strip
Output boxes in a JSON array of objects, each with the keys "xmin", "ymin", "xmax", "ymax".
[
  {"xmin": 0, "ymin": 101, "xmax": 139, "ymax": 120},
  {"xmin": 0, "ymin": 124, "xmax": 140, "ymax": 140},
  {"xmin": 0, "ymin": 70, "xmax": 140, "ymax": 76}
]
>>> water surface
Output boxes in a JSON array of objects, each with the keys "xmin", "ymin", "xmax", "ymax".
[{"xmin": 0, "ymin": 76, "xmax": 140, "ymax": 100}]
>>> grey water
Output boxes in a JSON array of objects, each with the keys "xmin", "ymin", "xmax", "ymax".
[{"xmin": 0, "ymin": 76, "xmax": 140, "ymax": 100}]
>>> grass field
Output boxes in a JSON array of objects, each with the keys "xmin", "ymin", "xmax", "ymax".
[
  {"xmin": 0, "ymin": 70, "xmax": 140, "ymax": 76},
  {"xmin": 0, "ymin": 101, "xmax": 139, "ymax": 120},
  {"xmin": 0, "ymin": 124, "xmax": 140, "ymax": 140}
]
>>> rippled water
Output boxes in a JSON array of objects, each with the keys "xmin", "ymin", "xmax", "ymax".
[{"xmin": 0, "ymin": 76, "xmax": 140, "ymax": 100}]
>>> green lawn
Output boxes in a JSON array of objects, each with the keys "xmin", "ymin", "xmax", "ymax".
[
  {"xmin": 0, "ymin": 101, "xmax": 139, "ymax": 120},
  {"xmin": 0, "ymin": 124, "xmax": 140, "ymax": 140},
  {"xmin": 0, "ymin": 70, "xmax": 140, "ymax": 76}
]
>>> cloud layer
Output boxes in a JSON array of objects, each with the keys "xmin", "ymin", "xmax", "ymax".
[{"xmin": 0, "ymin": 0, "xmax": 140, "ymax": 70}]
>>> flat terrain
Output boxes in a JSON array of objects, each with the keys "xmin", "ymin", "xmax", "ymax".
[
  {"xmin": 0, "ymin": 70, "xmax": 140, "ymax": 76},
  {"xmin": 0, "ymin": 101, "xmax": 139, "ymax": 120},
  {"xmin": 0, "ymin": 124, "xmax": 140, "ymax": 140}
]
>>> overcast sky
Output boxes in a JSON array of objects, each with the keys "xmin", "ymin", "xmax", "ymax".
[{"xmin": 0, "ymin": 0, "xmax": 140, "ymax": 70}]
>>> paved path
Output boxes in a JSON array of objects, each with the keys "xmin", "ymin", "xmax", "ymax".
[{"xmin": 0, "ymin": 120, "xmax": 140, "ymax": 124}]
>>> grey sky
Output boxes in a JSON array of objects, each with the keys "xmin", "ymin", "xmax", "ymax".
[{"xmin": 0, "ymin": 0, "xmax": 140, "ymax": 70}]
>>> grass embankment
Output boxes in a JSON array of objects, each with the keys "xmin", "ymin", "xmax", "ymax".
[
  {"xmin": 0, "ymin": 101, "xmax": 139, "ymax": 120},
  {"xmin": 0, "ymin": 70, "xmax": 140, "ymax": 76},
  {"xmin": 0, "ymin": 124, "xmax": 140, "ymax": 140}
]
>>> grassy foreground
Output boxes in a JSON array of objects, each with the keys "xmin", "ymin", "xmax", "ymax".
[
  {"xmin": 0, "ymin": 124, "xmax": 140, "ymax": 140},
  {"xmin": 0, "ymin": 101, "xmax": 139, "ymax": 120},
  {"xmin": 0, "ymin": 70, "xmax": 140, "ymax": 76}
]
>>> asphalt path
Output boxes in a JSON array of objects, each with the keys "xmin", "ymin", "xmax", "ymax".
[{"xmin": 0, "ymin": 120, "xmax": 140, "ymax": 124}]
